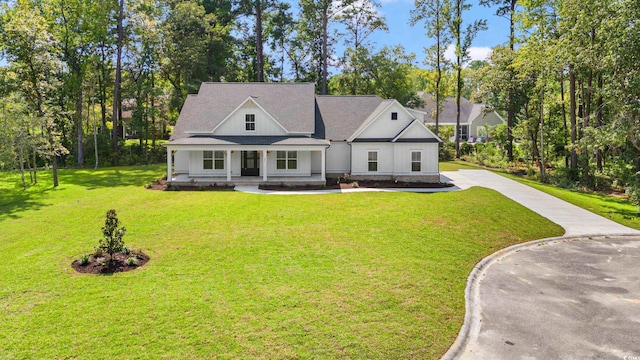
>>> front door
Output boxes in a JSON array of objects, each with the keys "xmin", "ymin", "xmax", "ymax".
[{"xmin": 241, "ymin": 151, "xmax": 260, "ymax": 176}]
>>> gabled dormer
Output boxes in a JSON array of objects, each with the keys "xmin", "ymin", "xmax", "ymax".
[
  {"xmin": 207, "ymin": 97, "xmax": 289, "ymax": 136},
  {"xmin": 348, "ymin": 100, "xmax": 419, "ymax": 142}
]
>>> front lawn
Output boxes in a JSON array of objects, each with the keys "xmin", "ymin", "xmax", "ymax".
[{"xmin": 0, "ymin": 165, "xmax": 563, "ymax": 359}]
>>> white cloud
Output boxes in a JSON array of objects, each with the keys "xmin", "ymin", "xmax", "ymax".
[{"xmin": 444, "ymin": 44, "xmax": 492, "ymax": 67}]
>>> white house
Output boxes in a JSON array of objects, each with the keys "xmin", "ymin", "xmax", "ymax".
[
  {"xmin": 164, "ymin": 83, "xmax": 442, "ymax": 185},
  {"xmin": 416, "ymin": 93, "xmax": 506, "ymax": 141}
]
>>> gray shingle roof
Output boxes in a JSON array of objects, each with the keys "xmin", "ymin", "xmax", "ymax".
[
  {"xmin": 171, "ymin": 82, "xmax": 316, "ymax": 140},
  {"xmin": 315, "ymin": 95, "xmax": 386, "ymax": 141},
  {"xmin": 169, "ymin": 136, "xmax": 329, "ymax": 146},
  {"xmin": 416, "ymin": 94, "xmax": 475, "ymax": 124}
]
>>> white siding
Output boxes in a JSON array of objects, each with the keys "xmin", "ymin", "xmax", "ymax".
[
  {"xmin": 351, "ymin": 143, "xmax": 394, "ymax": 175},
  {"xmin": 357, "ymin": 103, "xmax": 414, "ymax": 139},
  {"xmin": 189, "ymin": 151, "xmax": 228, "ymax": 176},
  {"xmin": 392, "ymin": 143, "xmax": 439, "ymax": 174},
  {"xmin": 326, "ymin": 141, "xmax": 351, "ymax": 174},
  {"xmin": 213, "ymin": 100, "xmax": 288, "ymax": 136},
  {"xmin": 174, "ymin": 150, "xmax": 190, "ymax": 173},
  {"xmin": 310, "ymin": 150, "xmax": 322, "ymax": 173},
  {"xmin": 266, "ymin": 150, "xmax": 311, "ymax": 176},
  {"xmin": 470, "ymin": 112, "xmax": 505, "ymax": 137}
]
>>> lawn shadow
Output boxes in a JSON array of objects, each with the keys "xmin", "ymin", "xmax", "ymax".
[
  {"xmin": 0, "ymin": 183, "xmax": 52, "ymax": 221},
  {"xmin": 56, "ymin": 166, "xmax": 164, "ymax": 190}
]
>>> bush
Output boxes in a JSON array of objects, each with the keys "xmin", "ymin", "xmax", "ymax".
[
  {"xmin": 126, "ymin": 256, "xmax": 139, "ymax": 266},
  {"xmin": 79, "ymin": 254, "xmax": 90, "ymax": 266},
  {"xmin": 439, "ymin": 142, "xmax": 455, "ymax": 161},
  {"xmin": 351, "ymin": 181, "xmax": 359, "ymax": 188},
  {"xmin": 99, "ymin": 209, "xmax": 126, "ymax": 263}
]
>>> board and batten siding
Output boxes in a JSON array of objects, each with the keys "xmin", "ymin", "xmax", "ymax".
[
  {"xmin": 356, "ymin": 103, "xmax": 413, "ymax": 140},
  {"xmin": 174, "ymin": 150, "xmax": 190, "ymax": 173},
  {"xmin": 326, "ymin": 141, "xmax": 350, "ymax": 175},
  {"xmin": 351, "ymin": 142, "xmax": 438, "ymax": 175},
  {"xmin": 213, "ymin": 101, "xmax": 288, "ymax": 136},
  {"xmin": 188, "ymin": 150, "xmax": 228, "ymax": 176},
  {"xmin": 266, "ymin": 150, "xmax": 311, "ymax": 176},
  {"xmin": 393, "ymin": 143, "xmax": 439, "ymax": 174},
  {"xmin": 351, "ymin": 143, "xmax": 395, "ymax": 174}
]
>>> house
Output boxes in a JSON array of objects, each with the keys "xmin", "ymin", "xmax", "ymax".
[
  {"xmin": 416, "ymin": 93, "xmax": 506, "ymax": 141},
  {"xmin": 164, "ymin": 82, "xmax": 442, "ymax": 186}
]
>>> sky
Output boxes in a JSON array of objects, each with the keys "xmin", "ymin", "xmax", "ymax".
[{"xmin": 342, "ymin": 0, "xmax": 512, "ymax": 67}]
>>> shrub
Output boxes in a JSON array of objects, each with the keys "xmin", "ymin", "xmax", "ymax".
[
  {"xmin": 79, "ymin": 254, "xmax": 90, "ymax": 266},
  {"xmin": 93, "ymin": 247, "xmax": 105, "ymax": 258},
  {"xmin": 126, "ymin": 256, "xmax": 139, "ymax": 266},
  {"xmin": 99, "ymin": 209, "xmax": 126, "ymax": 263},
  {"xmin": 351, "ymin": 181, "xmax": 359, "ymax": 188}
]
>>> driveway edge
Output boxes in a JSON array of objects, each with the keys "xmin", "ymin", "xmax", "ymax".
[{"xmin": 440, "ymin": 233, "xmax": 640, "ymax": 360}]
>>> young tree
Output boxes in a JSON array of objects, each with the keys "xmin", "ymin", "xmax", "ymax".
[{"xmin": 100, "ymin": 209, "xmax": 127, "ymax": 264}]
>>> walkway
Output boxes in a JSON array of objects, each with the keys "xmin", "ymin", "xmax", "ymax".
[{"xmin": 441, "ymin": 170, "xmax": 640, "ymax": 237}]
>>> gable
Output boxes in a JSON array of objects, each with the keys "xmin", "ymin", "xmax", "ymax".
[
  {"xmin": 350, "ymin": 101, "xmax": 416, "ymax": 141},
  {"xmin": 170, "ymin": 83, "xmax": 316, "ymax": 141},
  {"xmin": 393, "ymin": 120, "xmax": 442, "ymax": 143},
  {"xmin": 211, "ymin": 97, "xmax": 288, "ymax": 136}
]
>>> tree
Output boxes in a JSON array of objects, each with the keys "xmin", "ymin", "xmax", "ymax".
[
  {"xmin": 449, "ymin": 0, "xmax": 486, "ymax": 157},
  {"xmin": 481, "ymin": 0, "xmax": 517, "ymax": 160},
  {"xmin": 1, "ymin": 1, "xmax": 68, "ymax": 187},
  {"xmin": 99, "ymin": 209, "xmax": 126, "ymax": 264},
  {"xmin": 411, "ymin": 0, "xmax": 451, "ymax": 135}
]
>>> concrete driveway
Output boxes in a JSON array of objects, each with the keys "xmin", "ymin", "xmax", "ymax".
[{"xmin": 440, "ymin": 170, "xmax": 640, "ymax": 359}]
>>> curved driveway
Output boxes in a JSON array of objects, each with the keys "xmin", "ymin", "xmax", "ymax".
[{"xmin": 441, "ymin": 170, "xmax": 640, "ymax": 360}]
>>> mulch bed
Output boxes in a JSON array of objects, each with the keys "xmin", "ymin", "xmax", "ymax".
[
  {"xmin": 71, "ymin": 251, "xmax": 150, "ymax": 274},
  {"xmin": 260, "ymin": 179, "xmax": 455, "ymax": 191},
  {"xmin": 147, "ymin": 178, "xmax": 453, "ymax": 192}
]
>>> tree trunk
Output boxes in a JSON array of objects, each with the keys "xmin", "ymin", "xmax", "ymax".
[
  {"xmin": 569, "ymin": 64, "xmax": 578, "ymax": 172},
  {"xmin": 455, "ymin": 63, "xmax": 462, "ymax": 158},
  {"xmin": 596, "ymin": 74, "xmax": 603, "ymax": 171},
  {"xmin": 19, "ymin": 144, "xmax": 26, "ymax": 190},
  {"xmin": 112, "ymin": 0, "xmax": 124, "ymax": 164},
  {"xmin": 506, "ymin": 0, "xmax": 516, "ymax": 162},
  {"xmin": 321, "ymin": 5, "xmax": 329, "ymax": 95},
  {"xmin": 76, "ymin": 75, "xmax": 84, "ymax": 167},
  {"xmin": 255, "ymin": 1, "xmax": 264, "ymax": 82},
  {"xmin": 560, "ymin": 72, "xmax": 568, "ymax": 168}
]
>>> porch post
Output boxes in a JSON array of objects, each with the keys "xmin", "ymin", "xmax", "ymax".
[
  {"xmin": 321, "ymin": 147, "xmax": 326, "ymax": 181},
  {"xmin": 262, "ymin": 149, "xmax": 268, "ymax": 181},
  {"xmin": 166, "ymin": 147, "xmax": 172, "ymax": 182},
  {"xmin": 226, "ymin": 150, "xmax": 231, "ymax": 181}
]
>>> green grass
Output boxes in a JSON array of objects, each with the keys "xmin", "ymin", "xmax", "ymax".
[
  {"xmin": 0, "ymin": 165, "xmax": 563, "ymax": 359},
  {"xmin": 439, "ymin": 160, "xmax": 482, "ymax": 171},
  {"xmin": 499, "ymin": 172, "xmax": 640, "ymax": 230}
]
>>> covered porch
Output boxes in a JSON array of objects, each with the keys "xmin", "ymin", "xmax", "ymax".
[{"xmin": 164, "ymin": 136, "xmax": 330, "ymax": 186}]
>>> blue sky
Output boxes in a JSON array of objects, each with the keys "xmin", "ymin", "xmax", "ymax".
[{"xmin": 335, "ymin": 0, "xmax": 511, "ymax": 67}]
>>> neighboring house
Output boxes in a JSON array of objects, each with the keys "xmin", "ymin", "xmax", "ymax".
[
  {"xmin": 416, "ymin": 92, "xmax": 506, "ymax": 141},
  {"xmin": 164, "ymin": 82, "xmax": 442, "ymax": 185}
]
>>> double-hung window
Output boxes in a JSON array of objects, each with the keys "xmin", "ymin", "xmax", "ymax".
[
  {"xmin": 411, "ymin": 151, "xmax": 421, "ymax": 172},
  {"xmin": 276, "ymin": 151, "xmax": 297, "ymax": 170},
  {"xmin": 214, "ymin": 151, "xmax": 225, "ymax": 170},
  {"xmin": 245, "ymin": 114, "xmax": 255, "ymax": 131},
  {"xmin": 368, "ymin": 151, "xmax": 378, "ymax": 172},
  {"xmin": 203, "ymin": 151, "xmax": 214, "ymax": 170}
]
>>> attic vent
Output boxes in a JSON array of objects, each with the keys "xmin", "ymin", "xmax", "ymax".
[{"xmin": 391, "ymin": 112, "xmax": 398, "ymax": 120}]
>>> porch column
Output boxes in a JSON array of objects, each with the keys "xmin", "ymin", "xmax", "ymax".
[
  {"xmin": 166, "ymin": 147, "xmax": 172, "ymax": 182},
  {"xmin": 262, "ymin": 149, "xmax": 268, "ymax": 181},
  {"xmin": 321, "ymin": 147, "xmax": 326, "ymax": 181},
  {"xmin": 226, "ymin": 150, "xmax": 231, "ymax": 181}
]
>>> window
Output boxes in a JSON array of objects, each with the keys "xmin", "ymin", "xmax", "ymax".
[
  {"xmin": 368, "ymin": 151, "xmax": 378, "ymax": 172},
  {"xmin": 214, "ymin": 151, "xmax": 225, "ymax": 170},
  {"xmin": 391, "ymin": 112, "xmax": 398, "ymax": 120},
  {"xmin": 277, "ymin": 151, "xmax": 297, "ymax": 170},
  {"xmin": 411, "ymin": 151, "xmax": 421, "ymax": 172},
  {"xmin": 245, "ymin": 114, "xmax": 255, "ymax": 131},
  {"xmin": 457, "ymin": 125, "xmax": 468, "ymax": 140},
  {"xmin": 203, "ymin": 151, "xmax": 213, "ymax": 170}
]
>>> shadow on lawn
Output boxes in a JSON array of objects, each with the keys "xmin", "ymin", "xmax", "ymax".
[
  {"xmin": 57, "ymin": 167, "xmax": 162, "ymax": 190},
  {"xmin": 0, "ymin": 184, "xmax": 51, "ymax": 221}
]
